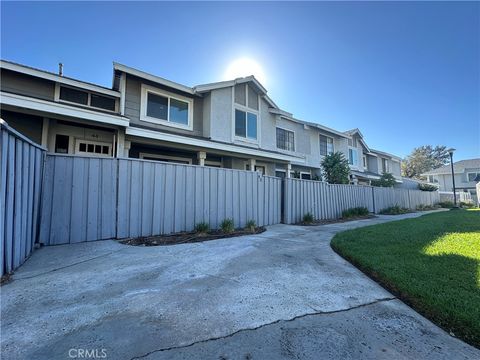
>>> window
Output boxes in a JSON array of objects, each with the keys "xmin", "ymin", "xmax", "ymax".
[
  {"xmin": 348, "ymin": 148, "xmax": 358, "ymax": 166},
  {"xmin": 275, "ymin": 170, "xmax": 286, "ymax": 178},
  {"xmin": 59, "ymin": 87, "xmax": 88, "ymax": 105},
  {"xmin": 468, "ymin": 172, "xmax": 480, "ymax": 182},
  {"xmin": 363, "ymin": 156, "xmax": 367, "ymax": 169},
  {"xmin": 276, "ymin": 128, "xmax": 295, "ymax": 151},
  {"xmin": 348, "ymin": 137, "xmax": 357, "ymax": 147},
  {"xmin": 76, "ymin": 140, "xmax": 111, "ymax": 156},
  {"xmin": 57, "ymin": 85, "xmax": 117, "ymax": 111},
  {"xmin": 319, "ymin": 135, "xmax": 334, "ymax": 156},
  {"xmin": 382, "ymin": 158, "xmax": 389, "ymax": 173},
  {"xmin": 90, "ymin": 94, "xmax": 116, "ymax": 111},
  {"xmin": 301, "ymin": 172, "xmax": 311, "ymax": 180},
  {"xmin": 139, "ymin": 153, "xmax": 192, "ymax": 164},
  {"xmin": 141, "ymin": 85, "xmax": 192, "ymax": 129},
  {"xmin": 55, "ymin": 134, "xmax": 69, "ymax": 154},
  {"xmin": 235, "ymin": 109, "xmax": 257, "ymax": 140}
]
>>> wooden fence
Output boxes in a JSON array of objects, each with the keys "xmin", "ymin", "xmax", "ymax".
[
  {"xmin": 1, "ymin": 120, "xmax": 45, "ymax": 276},
  {"xmin": 284, "ymin": 178, "xmax": 440, "ymax": 224}
]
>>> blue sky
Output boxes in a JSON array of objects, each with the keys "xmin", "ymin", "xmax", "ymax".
[{"xmin": 1, "ymin": 1, "xmax": 479, "ymax": 160}]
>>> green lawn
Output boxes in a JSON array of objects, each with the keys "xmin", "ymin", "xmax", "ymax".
[{"xmin": 331, "ymin": 209, "xmax": 480, "ymax": 348}]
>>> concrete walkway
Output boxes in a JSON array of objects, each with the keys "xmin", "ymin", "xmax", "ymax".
[{"xmin": 1, "ymin": 211, "xmax": 478, "ymax": 359}]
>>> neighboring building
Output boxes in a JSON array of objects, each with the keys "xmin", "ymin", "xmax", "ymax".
[
  {"xmin": 1, "ymin": 59, "xmax": 402, "ymax": 181},
  {"xmin": 422, "ymin": 158, "xmax": 480, "ymax": 203}
]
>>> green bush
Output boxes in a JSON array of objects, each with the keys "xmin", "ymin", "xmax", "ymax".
[
  {"xmin": 460, "ymin": 201, "xmax": 475, "ymax": 209},
  {"xmin": 321, "ymin": 152, "xmax": 350, "ymax": 184},
  {"xmin": 418, "ymin": 183, "xmax": 438, "ymax": 191},
  {"xmin": 302, "ymin": 212, "xmax": 314, "ymax": 223},
  {"xmin": 195, "ymin": 222, "xmax": 210, "ymax": 234},
  {"xmin": 416, "ymin": 204, "xmax": 437, "ymax": 211},
  {"xmin": 379, "ymin": 205, "xmax": 411, "ymax": 215},
  {"xmin": 438, "ymin": 201, "xmax": 454, "ymax": 208},
  {"xmin": 220, "ymin": 218, "xmax": 235, "ymax": 233},
  {"xmin": 371, "ymin": 173, "xmax": 397, "ymax": 187},
  {"xmin": 245, "ymin": 219, "xmax": 256, "ymax": 232},
  {"xmin": 342, "ymin": 207, "xmax": 369, "ymax": 218}
]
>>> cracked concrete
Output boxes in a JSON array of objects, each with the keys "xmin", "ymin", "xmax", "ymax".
[{"xmin": 1, "ymin": 211, "xmax": 478, "ymax": 359}]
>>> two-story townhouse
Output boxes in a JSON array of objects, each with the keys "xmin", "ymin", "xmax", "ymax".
[
  {"xmin": 422, "ymin": 158, "xmax": 480, "ymax": 202},
  {"xmin": 1, "ymin": 59, "xmax": 404, "ymax": 183},
  {"xmin": 0, "ymin": 60, "xmax": 129, "ymax": 157}
]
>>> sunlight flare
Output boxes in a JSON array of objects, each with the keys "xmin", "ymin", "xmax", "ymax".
[{"xmin": 223, "ymin": 57, "xmax": 267, "ymax": 85}]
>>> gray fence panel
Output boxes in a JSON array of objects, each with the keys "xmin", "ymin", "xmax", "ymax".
[
  {"xmin": 39, "ymin": 155, "xmax": 117, "ymax": 245},
  {"xmin": 117, "ymin": 159, "xmax": 281, "ymax": 238},
  {"xmin": 284, "ymin": 178, "xmax": 439, "ymax": 223},
  {"xmin": 1, "ymin": 121, "xmax": 45, "ymax": 276}
]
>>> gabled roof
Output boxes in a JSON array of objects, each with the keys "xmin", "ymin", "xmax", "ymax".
[
  {"xmin": 113, "ymin": 62, "xmax": 195, "ymax": 95},
  {"xmin": 370, "ymin": 149, "xmax": 402, "ymax": 161},
  {"xmin": 422, "ymin": 158, "xmax": 480, "ymax": 175},
  {"xmin": 1, "ymin": 59, "xmax": 120, "ymax": 97},
  {"xmin": 345, "ymin": 128, "xmax": 371, "ymax": 152},
  {"xmin": 194, "ymin": 75, "xmax": 268, "ymax": 96},
  {"xmin": 278, "ymin": 114, "xmax": 351, "ymax": 139}
]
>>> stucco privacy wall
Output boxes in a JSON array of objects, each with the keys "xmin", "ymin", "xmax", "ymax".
[
  {"xmin": 39, "ymin": 155, "xmax": 282, "ymax": 244},
  {"xmin": 1, "ymin": 121, "xmax": 45, "ymax": 276}
]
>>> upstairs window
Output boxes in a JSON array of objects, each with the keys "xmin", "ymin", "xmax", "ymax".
[
  {"xmin": 382, "ymin": 158, "xmax": 389, "ymax": 173},
  {"xmin": 319, "ymin": 135, "xmax": 334, "ymax": 156},
  {"xmin": 349, "ymin": 148, "xmax": 358, "ymax": 166},
  {"xmin": 348, "ymin": 137, "xmax": 357, "ymax": 147},
  {"xmin": 141, "ymin": 85, "xmax": 192, "ymax": 129},
  {"xmin": 276, "ymin": 128, "xmax": 295, "ymax": 151},
  {"xmin": 235, "ymin": 83, "xmax": 259, "ymax": 110},
  {"xmin": 57, "ymin": 85, "xmax": 117, "ymax": 112},
  {"xmin": 235, "ymin": 109, "xmax": 257, "ymax": 139},
  {"xmin": 363, "ymin": 156, "xmax": 368, "ymax": 169},
  {"xmin": 467, "ymin": 172, "xmax": 480, "ymax": 182}
]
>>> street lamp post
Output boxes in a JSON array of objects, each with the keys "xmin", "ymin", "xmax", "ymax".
[{"xmin": 447, "ymin": 148, "xmax": 457, "ymax": 207}]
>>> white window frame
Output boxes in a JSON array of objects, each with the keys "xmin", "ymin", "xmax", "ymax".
[
  {"xmin": 140, "ymin": 84, "xmax": 193, "ymax": 131},
  {"xmin": 363, "ymin": 155, "xmax": 367, "ymax": 169},
  {"xmin": 74, "ymin": 139, "xmax": 112, "ymax": 157},
  {"xmin": 55, "ymin": 83, "xmax": 118, "ymax": 113},
  {"xmin": 348, "ymin": 147, "xmax": 359, "ymax": 167},
  {"xmin": 233, "ymin": 84, "xmax": 260, "ymax": 144},
  {"xmin": 276, "ymin": 126, "xmax": 296, "ymax": 152},
  {"xmin": 300, "ymin": 171, "xmax": 312, "ymax": 180},
  {"xmin": 139, "ymin": 152, "xmax": 192, "ymax": 164},
  {"xmin": 382, "ymin": 158, "xmax": 390, "ymax": 173},
  {"xmin": 467, "ymin": 172, "xmax": 479, "ymax": 182},
  {"xmin": 319, "ymin": 134, "xmax": 334, "ymax": 156}
]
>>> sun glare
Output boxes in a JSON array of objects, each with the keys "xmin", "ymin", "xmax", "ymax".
[{"xmin": 224, "ymin": 57, "xmax": 267, "ymax": 85}]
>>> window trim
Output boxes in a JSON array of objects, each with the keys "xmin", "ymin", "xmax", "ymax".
[
  {"xmin": 55, "ymin": 83, "xmax": 118, "ymax": 113},
  {"xmin": 363, "ymin": 155, "xmax": 367, "ymax": 169},
  {"xmin": 467, "ymin": 172, "xmax": 479, "ymax": 182},
  {"xmin": 232, "ymin": 84, "xmax": 261, "ymax": 144},
  {"xmin": 140, "ymin": 84, "xmax": 193, "ymax": 131},
  {"xmin": 381, "ymin": 158, "xmax": 390, "ymax": 173},
  {"xmin": 276, "ymin": 126, "xmax": 296, "ymax": 152},
  {"xmin": 348, "ymin": 147, "xmax": 359, "ymax": 167},
  {"xmin": 139, "ymin": 152, "xmax": 192, "ymax": 164},
  {"xmin": 234, "ymin": 107, "xmax": 259, "ymax": 143},
  {"xmin": 74, "ymin": 139, "xmax": 113, "ymax": 157},
  {"xmin": 300, "ymin": 171, "xmax": 312, "ymax": 180},
  {"xmin": 319, "ymin": 134, "xmax": 334, "ymax": 157}
]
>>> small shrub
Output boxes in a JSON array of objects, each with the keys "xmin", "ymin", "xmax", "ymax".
[
  {"xmin": 438, "ymin": 201, "xmax": 454, "ymax": 209},
  {"xmin": 460, "ymin": 201, "xmax": 474, "ymax": 209},
  {"xmin": 245, "ymin": 219, "xmax": 256, "ymax": 232},
  {"xmin": 418, "ymin": 183, "xmax": 438, "ymax": 192},
  {"xmin": 303, "ymin": 212, "xmax": 314, "ymax": 223},
  {"xmin": 379, "ymin": 205, "xmax": 411, "ymax": 215},
  {"xmin": 342, "ymin": 207, "xmax": 369, "ymax": 218},
  {"xmin": 416, "ymin": 204, "xmax": 437, "ymax": 211},
  {"xmin": 220, "ymin": 218, "xmax": 235, "ymax": 233},
  {"xmin": 195, "ymin": 222, "xmax": 209, "ymax": 234}
]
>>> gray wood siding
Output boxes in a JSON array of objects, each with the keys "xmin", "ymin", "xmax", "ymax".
[
  {"xmin": 124, "ymin": 75, "xmax": 204, "ymax": 136},
  {"xmin": 1, "ymin": 69, "xmax": 55, "ymax": 101},
  {"xmin": 1, "ymin": 121, "xmax": 45, "ymax": 276}
]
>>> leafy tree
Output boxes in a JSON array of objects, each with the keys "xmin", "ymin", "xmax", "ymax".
[
  {"xmin": 321, "ymin": 152, "xmax": 350, "ymax": 184},
  {"xmin": 402, "ymin": 145, "xmax": 450, "ymax": 179},
  {"xmin": 371, "ymin": 173, "xmax": 397, "ymax": 187}
]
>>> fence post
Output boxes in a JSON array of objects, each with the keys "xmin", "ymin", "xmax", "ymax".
[
  {"xmin": 408, "ymin": 190, "xmax": 412, "ymax": 210},
  {"xmin": 371, "ymin": 186, "xmax": 376, "ymax": 213}
]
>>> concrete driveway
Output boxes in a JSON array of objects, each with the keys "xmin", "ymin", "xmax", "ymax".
[{"xmin": 1, "ymin": 212, "xmax": 478, "ymax": 359}]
